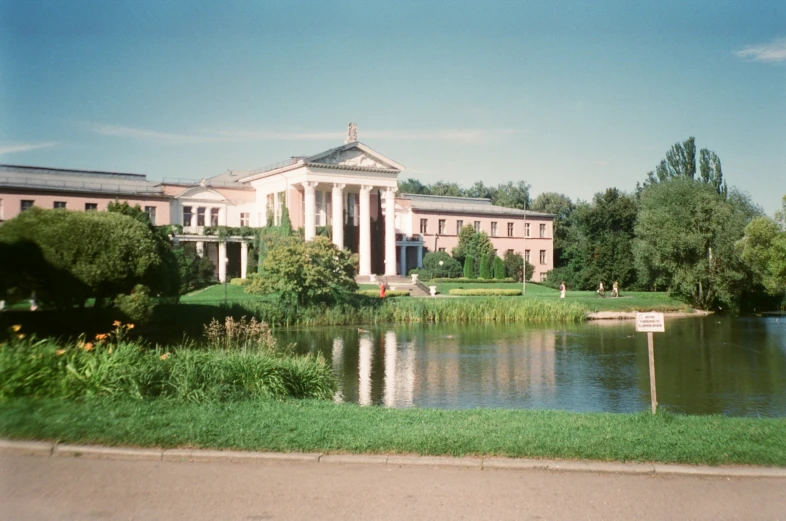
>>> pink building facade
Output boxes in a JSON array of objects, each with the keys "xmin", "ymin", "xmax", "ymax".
[{"xmin": 1, "ymin": 132, "xmax": 554, "ymax": 283}]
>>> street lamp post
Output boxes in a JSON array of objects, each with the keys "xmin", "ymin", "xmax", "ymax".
[{"xmin": 224, "ymin": 256, "xmax": 229, "ymax": 307}]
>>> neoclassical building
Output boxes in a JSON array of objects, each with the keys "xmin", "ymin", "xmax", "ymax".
[{"xmin": 0, "ymin": 126, "xmax": 554, "ymax": 282}]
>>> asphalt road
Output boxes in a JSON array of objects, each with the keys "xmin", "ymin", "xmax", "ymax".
[{"xmin": 2, "ymin": 453, "xmax": 785, "ymax": 520}]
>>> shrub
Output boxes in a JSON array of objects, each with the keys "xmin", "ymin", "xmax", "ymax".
[
  {"xmin": 431, "ymin": 277, "xmax": 515, "ymax": 284},
  {"xmin": 494, "ymin": 256, "xmax": 505, "ymax": 279},
  {"xmin": 464, "ymin": 255, "xmax": 476, "ymax": 279},
  {"xmin": 357, "ymin": 289, "xmax": 411, "ymax": 298},
  {"xmin": 448, "ymin": 289, "xmax": 522, "ymax": 296},
  {"xmin": 479, "ymin": 255, "xmax": 491, "ymax": 279},
  {"xmin": 407, "ymin": 268, "xmax": 432, "ymax": 281},
  {"xmin": 423, "ymin": 251, "xmax": 462, "ymax": 278},
  {"xmin": 229, "ymin": 278, "xmax": 250, "ymax": 286},
  {"xmin": 113, "ymin": 284, "xmax": 155, "ymax": 324}
]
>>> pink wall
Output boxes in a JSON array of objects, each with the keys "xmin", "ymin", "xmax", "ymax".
[
  {"xmin": 0, "ymin": 190, "xmax": 172, "ymax": 225},
  {"xmin": 408, "ymin": 209, "xmax": 554, "ymax": 280}
]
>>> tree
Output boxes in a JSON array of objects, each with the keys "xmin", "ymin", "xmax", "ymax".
[
  {"xmin": 429, "ymin": 181, "xmax": 463, "ymax": 197},
  {"xmin": 479, "ymin": 254, "xmax": 491, "ymax": 279},
  {"xmin": 491, "ymin": 181, "xmax": 530, "ymax": 210},
  {"xmin": 530, "ymin": 192, "xmax": 574, "ymax": 266},
  {"xmin": 0, "ymin": 207, "xmax": 179, "ymax": 308},
  {"xmin": 634, "ymin": 178, "xmax": 756, "ymax": 309},
  {"xmin": 738, "ymin": 215, "xmax": 786, "ymax": 296},
  {"xmin": 246, "ymin": 235, "xmax": 357, "ymax": 306},
  {"xmin": 558, "ymin": 188, "xmax": 638, "ymax": 290},
  {"xmin": 493, "ymin": 256, "xmax": 505, "ymax": 279},
  {"xmin": 398, "ymin": 178, "xmax": 430, "ymax": 195},
  {"xmin": 463, "ymin": 255, "xmax": 475, "ymax": 279},
  {"xmin": 451, "ymin": 225, "xmax": 494, "ymax": 275},
  {"xmin": 639, "ymin": 137, "xmax": 727, "ymax": 197}
]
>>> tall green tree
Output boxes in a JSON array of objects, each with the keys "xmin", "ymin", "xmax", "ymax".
[
  {"xmin": 530, "ymin": 192, "xmax": 574, "ymax": 267},
  {"xmin": 557, "ymin": 188, "xmax": 638, "ymax": 290},
  {"xmin": 451, "ymin": 224, "xmax": 494, "ymax": 274},
  {"xmin": 738, "ymin": 215, "xmax": 786, "ymax": 297},
  {"xmin": 491, "ymin": 181, "xmax": 530, "ymax": 210},
  {"xmin": 634, "ymin": 178, "xmax": 757, "ymax": 309},
  {"xmin": 398, "ymin": 178, "xmax": 430, "ymax": 195},
  {"xmin": 639, "ymin": 137, "xmax": 727, "ymax": 197}
]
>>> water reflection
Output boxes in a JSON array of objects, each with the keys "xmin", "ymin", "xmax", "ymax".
[{"xmin": 277, "ymin": 315, "xmax": 786, "ymax": 417}]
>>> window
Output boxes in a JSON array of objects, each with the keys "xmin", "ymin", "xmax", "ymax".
[
  {"xmin": 506, "ymin": 249, "xmax": 514, "ymax": 256},
  {"xmin": 197, "ymin": 207, "xmax": 206, "ymax": 226},
  {"xmin": 438, "ymin": 219, "xmax": 446, "ymax": 235},
  {"xmin": 456, "ymin": 220, "xmax": 463, "ymax": 234},
  {"xmin": 240, "ymin": 212, "xmax": 250, "ymax": 226},
  {"xmin": 540, "ymin": 272, "xmax": 548, "ymax": 282},
  {"xmin": 525, "ymin": 222, "xmax": 531, "ymax": 237},
  {"xmin": 474, "ymin": 221, "xmax": 481, "ymax": 232},
  {"xmin": 491, "ymin": 222, "xmax": 498, "ymax": 237},
  {"xmin": 540, "ymin": 223, "xmax": 546, "ymax": 238},
  {"xmin": 507, "ymin": 222, "xmax": 514, "ymax": 237},
  {"xmin": 315, "ymin": 191, "xmax": 325, "ymax": 226},
  {"xmin": 540, "ymin": 250, "xmax": 547, "ymax": 264},
  {"xmin": 183, "ymin": 206, "xmax": 193, "ymax": 226},
  {"xmin": 54, "ymin": 201, "xmax": 67, "ymax": 209},
  {"xmin": 420, "ymin": 218, "xmax": 428, "ymax": 234},
  {"xmin": 438, "ymin": 247, "xmax": 446, "ymax": 252},
  {"xmin": 525, "ymin": 250, "xmax": 530, "ymax": 262},
  {"xmin": 85, "ymin": 203, "xmax": 97, "ymax": 211},
  {"xmin": 144, "ymin": 206, "xmax": 157, "ymax": 225},
  {"xmin": 266, "ymin": 194, "xmax": 274, "ymax": 222},
  {"xmin": 347, "ymin": 193, "xmax": 356, "ymax": 225},
  {"xmin": 210, "ymin": 208, "xmax": 219, "ymax": 226},
  {"xmin": 21, "ymin": 200, "xmax": 34, "ymax": 212}
]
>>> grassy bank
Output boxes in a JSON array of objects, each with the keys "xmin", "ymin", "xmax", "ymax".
[{"xmin": 1, "ymin": 397, "xmax": 784, "ymax": 467}]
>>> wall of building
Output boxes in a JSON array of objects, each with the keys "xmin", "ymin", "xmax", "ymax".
[{"xmin": 0, "ymin": 190, "xmax": 171, "ymax": 224}]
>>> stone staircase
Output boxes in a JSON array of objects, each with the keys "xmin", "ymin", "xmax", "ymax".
[{"xmin": 356, "ymin": 275, "xmax": 432, "ymax": 297}]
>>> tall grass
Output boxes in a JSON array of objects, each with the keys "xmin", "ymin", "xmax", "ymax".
[{"xmin": 0, "ymin": 333, "xmax": 335, "ymax": 402}]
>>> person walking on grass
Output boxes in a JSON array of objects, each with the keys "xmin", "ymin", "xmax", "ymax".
[
  {"xmin": 559, "ymin": 281, "xmax": 566, "ymax": 299},
  {"xmin": 596, "ymin": 282, "xmax": 605, "ymax": 297},
  {"xmin": 612, "ymin": 280, "xmax": 619, "ymax": 298}
]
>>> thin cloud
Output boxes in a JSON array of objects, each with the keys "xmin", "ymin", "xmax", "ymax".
[
  {"xmin": 0, "ymin": 142, "xmax": 58, "ymax": 155},
  {"xmin": 90, "ymin": 124, "xmax": 233, "ymax": 144},
  {"xmin": 735, "ymin": 38, "xmax": 786, "ymax": 63},
  {"xmin": 90, "ymin": 123, "xmax": 516, "ymax": 145}
]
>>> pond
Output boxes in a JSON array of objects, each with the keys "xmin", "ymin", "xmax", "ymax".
[{"xmin": 277, "ymin": 315, "xmax": 786, "ymax": 417}]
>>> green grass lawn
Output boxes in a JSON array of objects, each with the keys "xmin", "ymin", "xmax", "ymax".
[
  {"xmin": 180, "ymin": 284, "xmax": 275, "ymax": 305},
  {"xmin": 1, "ymin": 397, "xmax": 784, "ymax": 466}
]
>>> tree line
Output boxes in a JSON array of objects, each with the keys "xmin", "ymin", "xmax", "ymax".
[{"xmin": 400, "ymin": 137, "xmax": 786, "ymax": 311}]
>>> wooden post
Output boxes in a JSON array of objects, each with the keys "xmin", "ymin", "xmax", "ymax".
[{"xmin": 647, "ymin": 331, "xmax": 657, "ymax": 414}]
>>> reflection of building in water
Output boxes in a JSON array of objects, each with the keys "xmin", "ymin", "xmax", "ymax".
[
  {"xmin": 383, "ymin": 331, "xmax": 416, "ymax": 407},
  {"xmin": 358, "ymin": 336, "xmax": 373, "ymax": 406},
  {"xmin": 419, "ymin": 336, "xmax": 462, "ymax": 407},
  {"xmin": 332, "ymin": 337, "xmax": 344, "ymax": 403},
  {"xmin": 489, "ymin": 330, "xmax": 556, "ymax": 401}
]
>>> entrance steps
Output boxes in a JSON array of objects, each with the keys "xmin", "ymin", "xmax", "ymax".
[{"xmin": 355, "ymin": 275, "xmax": 432, "ymax": 297}]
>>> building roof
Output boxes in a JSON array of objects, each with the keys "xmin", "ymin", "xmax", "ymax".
[
  {"xmin": 0, "ymin": 164, "xmax": 164, "ymax": 195},
  {"xmin": 398, "ymin": 193, "xmax": 554, "ymax": 218}
]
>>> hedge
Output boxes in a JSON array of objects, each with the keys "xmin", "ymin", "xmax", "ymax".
[{"xmin": 448, "ymin": 289, "xmax": 522, "ymax": 296}]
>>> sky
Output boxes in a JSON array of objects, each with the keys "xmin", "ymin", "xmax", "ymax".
[{"xmin": 1, "ymin": 0, "xmax": 784, "ymax": 214}]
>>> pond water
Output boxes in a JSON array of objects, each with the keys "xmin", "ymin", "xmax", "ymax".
[{"xmin": 277, "ymin": 315, "xmax": 786, "ymax": 417}]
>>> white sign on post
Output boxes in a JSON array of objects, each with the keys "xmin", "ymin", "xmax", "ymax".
[
  {"xmin": 636, "ymin": 312, "xmax": 665, "ymax": 415},
  {"xmin": 636, "ymin": 312, "xmax": 665, "ymax": 333}
]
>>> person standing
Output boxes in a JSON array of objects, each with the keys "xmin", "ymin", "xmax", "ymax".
[
  {"xmin": 596, "ymin": 282, "xmax": 605, "ymax": 297},
  {"xmin": 559, "ymin": 281, "xmax": 566, "ymax": 299},
  {"xmin": 380, "ymin": 282, "xmax": 386, "ymax": 299},
  {"xmin": 612, "ymin": 280, "xmax": 619, "ymax": 298}
]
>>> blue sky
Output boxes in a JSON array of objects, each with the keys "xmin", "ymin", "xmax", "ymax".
[{"xmin": 1, "ymin": 0, "xmax": 784, "ymax": 214}]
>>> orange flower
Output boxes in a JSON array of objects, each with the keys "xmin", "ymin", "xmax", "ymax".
[
  {"xmin": 12, "ymin": 325, "xmax": 22, "ymax": 332},
  {"xmin": 56, "ymin": 349, "xmax": 66, "ymax": 356},
  {"xmin": 112, "ymin": 320, "xmax": 122, "ymax": 327},
  {"xmin": 95, "ymin": 333, "xmax": 107, "ymax": 340},
  {"xmin": 127, "ymin": 324, "xmax": 135, "ymax": 330},
  {"xmin": 17, "ymin": 333, "xmax": 25, "ymax": 340},
  {"xmin": 160, "ymin": 353, "xmax": 170, "ymax": 360},
  {"xmin": 84, "ymin": 342, "xmax": 94, "ymax": 351}
]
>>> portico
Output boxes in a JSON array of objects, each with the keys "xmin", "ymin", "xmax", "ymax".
[{"xmin": 238, "ymin": 125, "xmax": 404, "ymax": 277}]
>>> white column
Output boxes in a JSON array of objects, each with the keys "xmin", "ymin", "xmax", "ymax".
[
  {"xmin": 303, "ymin": 182, "xmax": 318, "ymax": 241},
  {"xmin": 190, "ymin": 208, "xmax": 198, "ymax": 228},
  {"xmin": 417, "ymin": 244, "xmax": 424, "ymax": 268},
  {"xmin": 219, "ymin": 206, "xmax": 227, "ymax": 226},
  {"xmin": 359, "ymin": 185, "xmax": 373, "ymax": 276},
  {"xmin": 196, "ymin": 241, "xmax": 204, "ymax": 257},
  {"xmin": 384, "ymin": 187, "xmax": 397, "ymax": 276},
  {"xmin": 332, "ymin": 337, "xmax": 345, "ymax": 403},
  {"xmin": 218, "ymin": 242, "xmax": 227, "ymax": 283},
  {"xmin": 240, "ymin": 242, "xmax": 248, "ymax": 279},
  {"xmin": 384, "ymin": 331, "xmax": 398, "ymax": 408},
  {"xmin": 332, "ymin": 183, "xmax": 345, "ymax": 249},
  {"xmin": 358, "ymin": 335, "xmax": 373, "ymax": 406},
  {"xmin": 400, "ymin": 245, "xmax": 407, "ymax": 276}
]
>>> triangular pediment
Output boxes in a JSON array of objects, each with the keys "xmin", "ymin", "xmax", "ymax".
[
  {"xmin": 175, "ymin": 186, "xmax": 229, "ymax": 202},
  {"xmin": 306, "ymin": 143, "xmax": 404, "ymax": 171}
]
